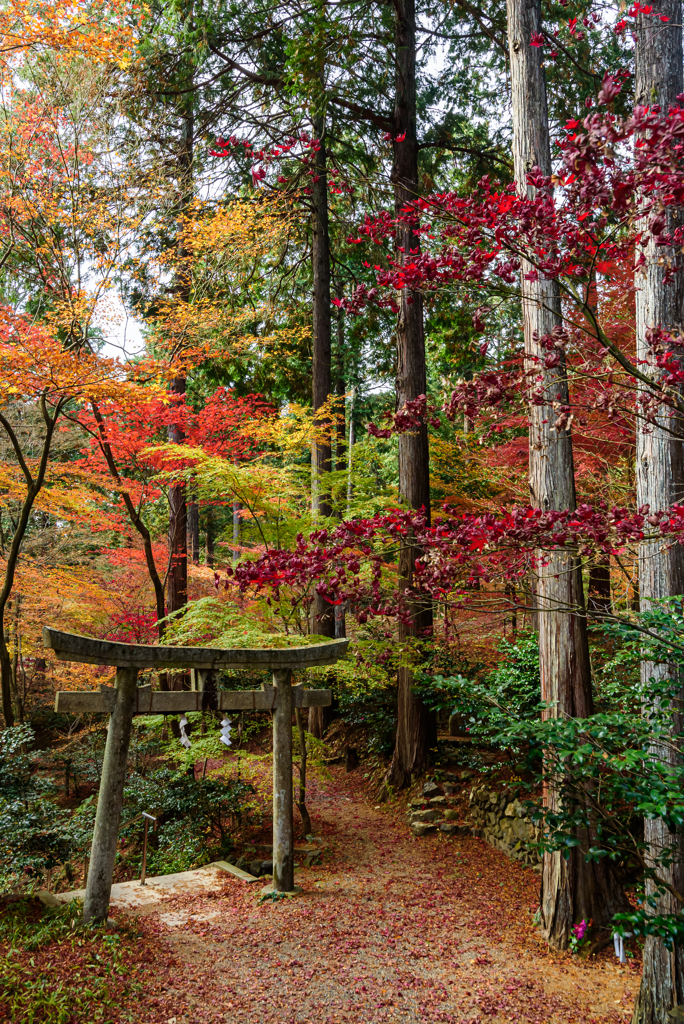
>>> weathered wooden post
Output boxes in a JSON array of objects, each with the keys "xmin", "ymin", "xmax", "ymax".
[
  {"xmin": 83, "ymin": 667, "xmax": 138, "ymax": 923},
  {"xmin": 272, "ymin": 668, "xmax": 294, "ymax": 892}
]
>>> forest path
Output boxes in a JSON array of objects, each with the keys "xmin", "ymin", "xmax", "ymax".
[{"xmin": 122, "ymin": 766, "xmax": 639, "ymax": 1024}]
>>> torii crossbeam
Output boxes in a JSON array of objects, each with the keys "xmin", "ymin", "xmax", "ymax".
[{"xmin": 44, "ymin": 627, "xmax": 348, "ymax": 923}]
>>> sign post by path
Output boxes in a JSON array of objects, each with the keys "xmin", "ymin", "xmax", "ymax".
[{"xmin": 44, "ymin": 627, "xmax": 347, "ymax": 923}]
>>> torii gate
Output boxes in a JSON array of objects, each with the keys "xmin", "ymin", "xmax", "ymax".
[{"xmin": 43, "ymin": 627, "xmax": 348, "ymax": 923}]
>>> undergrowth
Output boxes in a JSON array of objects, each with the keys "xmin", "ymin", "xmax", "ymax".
[{"xmin": 0, "ymin": 898, "xmax": 144, "ymax": 1023}]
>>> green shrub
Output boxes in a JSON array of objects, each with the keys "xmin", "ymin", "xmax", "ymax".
[
  {"xmin": 119, "ymin": 767, "xmax": 255, "ymax": 871},
  {"xmin": 337, "ymin": 686, "xmax": 397, "ymax": 754},
  {"xmin": 413, "ymin": 631, "xmax": 541, "ymax": 744},
  {"xmin": 0, "ymin": 726, "xmax": 76, "ymax": 886}
]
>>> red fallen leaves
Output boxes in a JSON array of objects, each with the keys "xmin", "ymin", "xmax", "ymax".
[
  {"xmin": 0, "ymin": 907, "xmax": 180, "ymax": 1024},
  {"xmin": 109, "ymin": 764, "xmax": 637, "ymax": 1024}
]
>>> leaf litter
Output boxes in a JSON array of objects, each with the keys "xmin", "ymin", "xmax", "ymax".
[{"xmin": 101, "ymin": 764, "xmax": 639, "ymax": 1024}]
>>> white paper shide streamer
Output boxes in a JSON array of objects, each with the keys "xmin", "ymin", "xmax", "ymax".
[
  {"xmin": 179, "ymin": 714, "xmax": 191, "ymax": 749},
  {"xmin": 613, "ymin": 931, "xmax": 632, "ymax": 963},
  {"xmin": 220, "ymin": 718, "xmax": 232, "ymax": 747}
]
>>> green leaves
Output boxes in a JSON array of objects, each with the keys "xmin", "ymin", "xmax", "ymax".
[{"xmin": 413, "ymin": 631, "xmax": 543, "ymax": 744}]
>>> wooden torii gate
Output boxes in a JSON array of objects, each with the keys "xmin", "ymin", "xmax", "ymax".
[{"xmin": 44, "ymin": 627, "xmax": 348, "ymax": 923}]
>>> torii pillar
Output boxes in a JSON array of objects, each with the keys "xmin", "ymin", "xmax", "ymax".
[{"xmin": 43, "ymin": 628, "xmax": 348, "ymax": 923}]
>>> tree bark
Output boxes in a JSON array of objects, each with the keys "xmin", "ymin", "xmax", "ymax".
[
  {"xmin": 507, "ymin": 0, "xmax": 625, "ymax": 949},
  {"xmin": 588, "ymin": 557, "xmax": 611, "ymax": 615},
  {"xmin": 346, "ymin": 387, "xmax": 355, "ymax": 515},
  {"xmin": 335, "ymin": 302, "xmax": 346, "ymax": 475},
  {"xmin": 205, "ymin": 507, "xmax": 215, "ymax": 568},
  {"xmin": 167, "ymin": 375, "xmax": 188, "ymax": 622},
  {"xmin": 633, "ymin": 5, "xmax": 684, "ymax": 1018},
  {"xmin": 386, "ymin": 0, "xmax": 436, "ymax": 790},
  {"xmin": 309, "ymin": 108, "xmax": 336, "ymax": 740},
  {"xmin": 187, "ymin": 492, "xmax": 200, "ymax": 566},
  {"xmin": 166, "ymin": 68, "xmax": 194, "ymax": 665},
  {"xmin": 334, "ymin": 300, "xmax": 347, "ymax": 642},
  {"xmin": 311, "ymin": 110, "xmax": 333, "ymax": 521}
]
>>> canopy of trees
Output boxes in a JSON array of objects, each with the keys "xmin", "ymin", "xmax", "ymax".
[{"xmin": 2, "ymin": 0, "xmax": 684, "ymax": 1019}]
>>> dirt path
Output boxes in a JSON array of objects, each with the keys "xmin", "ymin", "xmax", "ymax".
[{"xmin": 119, "ymin": 767, "xmax": 639, "ymax": 1024}]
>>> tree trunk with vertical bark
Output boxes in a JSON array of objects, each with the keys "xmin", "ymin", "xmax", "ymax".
[
  {"xmin": 507, "ymin": 0, "xmax": 626, "ymax": 949},
  {"xmin": 334, "ymin": 298, "xmax": 347, "ymax": 640},
  {"xmin": 346, "ymin": 388, "xmax": 355, "ymax": 516},
  {"xmin": 308, "ymin": 109, "xmax": 336, "ymax": 739},
  {"xmin": 204, "ymin": 507, "xmax": 214, "ymax": 568},
  {"xmin": 187, "ymin": 492, "xmax": 199, "ymax": 566},
  {"xmin": 386, "ymin": 0, "xmax": 435, "ymax": 790},
  {"xmin": 588, "ymin": 557, "xmax": 611, "ymax": 615},
  {"xmin": 167, "ymin": 375, "xmax": 188, "ymax": 627},
  {"xmin": 311, "ymin": 111, "xmax": 333, "ymax": 523},
  {"xmin": 335, "ymin": 303, "xmax": 346, "ymax": 476},
  {"xmin": 166, "ymin": 42, "xmax": 193, "ymax": 686},
  {"xmin": 632, "ymin": 5, "xmax": 684, "ymax": 1018}
]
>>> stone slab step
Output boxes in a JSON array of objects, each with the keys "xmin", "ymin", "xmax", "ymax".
[{"xmin": 39, "ymin": 860, "xmax": 257, "ymax": 911}]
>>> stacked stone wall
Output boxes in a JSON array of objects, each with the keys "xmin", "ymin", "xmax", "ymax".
[{"xmin": 468, "ymin": 784, "xmax": 541, "ymax": 870}]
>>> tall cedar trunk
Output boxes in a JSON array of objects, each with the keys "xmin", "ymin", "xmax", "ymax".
[
  {"xmin": 386, "ymin": 0, "xmax": 436, "ymax": 790},
  {"xmin": 167, "ymin": 375, "xmax": 188, "ymax": 619},
  {"xmin": 166, "ymin": 48, "xmax": 194, "ymax": 689},
  {"xmin": 205, "ymin": 507, "xmax": 215, "ymax": 568},
  {"xmin": 335, "ymin": 306, "xmax": 346, "ymax": 475},
  {"xmin": 507, "ymin": 0, "xmax": 626, "ymax": 949},
  {"xmin": 335, "ymin": 300, "xmax": 347, "ymax": 639},
  {"xmin": 633, "ymin": 5, "xmax": 684, "ymax": 1019},
  {"xmin": 311, "ymin": 110, "xmax": 333, "ymax": 521},
  {"xmin": 309, "ymin": 110, "xmax": 335, "ymax": 740},
  {"xmin": 187, "ymin": 493, "xmax": 200, "ymax": 565},
  {"xmin": 346, "ymin": 387, "xmax": 355, "ymax": 515},
  {"xmin": 588, "ymin": 557, "xmax": 611, "ymax": 615}
]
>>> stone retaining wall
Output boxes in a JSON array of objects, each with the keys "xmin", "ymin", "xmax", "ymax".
[
  {"xmin": 468, "ymin": 784, "xmax": 541, "ymax": 870},
  {"xmin": 406, "ymin": 771, "xmax": 474, "ymax": 836}
]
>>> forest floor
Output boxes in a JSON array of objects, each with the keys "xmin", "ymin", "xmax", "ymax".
[{"xmin": 96, "ymin": 763, "xmax": 640, "ymax": 1024}]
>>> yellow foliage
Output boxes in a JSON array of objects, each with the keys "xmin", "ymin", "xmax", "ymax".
[
  {"xmin": 0, "ymin": 0, "xmax": 138, "ymax": 69},
  {"xmin": 144, "ymin": 196, "xmax": 298, "ymax": 355}
]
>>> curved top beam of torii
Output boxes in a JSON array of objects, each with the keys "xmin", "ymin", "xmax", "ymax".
[{"xmin": 42, "ymin": 626, "xmax": 349, "ymax": 670}]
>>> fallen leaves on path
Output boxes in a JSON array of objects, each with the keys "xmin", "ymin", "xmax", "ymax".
[{"xmin": 104, "ymin": 765, "xmax": 638, "ymax": 1024}]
